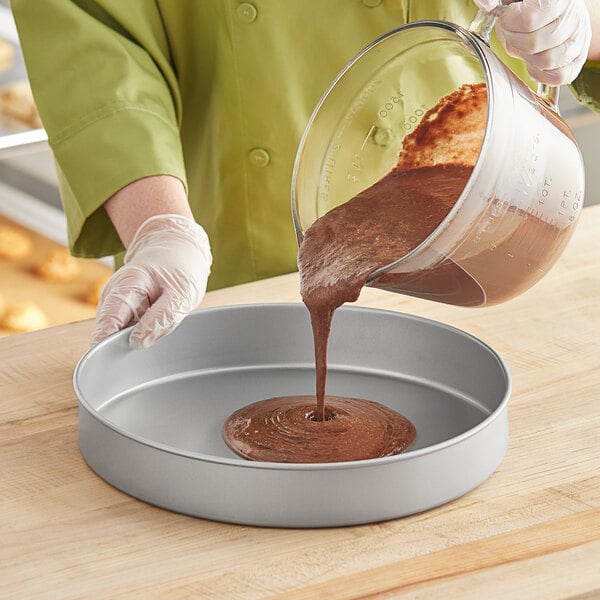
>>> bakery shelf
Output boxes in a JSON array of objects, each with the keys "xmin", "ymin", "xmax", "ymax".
[
  {"xmin": 0, "ymin": 4, "xmax": 48, "ymax": 159},
  {"xmin": 0, "ymin": 127, "xmax": 47, "ymax": 159}
]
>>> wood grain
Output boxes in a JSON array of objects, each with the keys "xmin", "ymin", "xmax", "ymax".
[{"xmin": 1, "ymin": 206, "xmax": 599, "ymax": 599}]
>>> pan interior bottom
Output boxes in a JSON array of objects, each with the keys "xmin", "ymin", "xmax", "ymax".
[{"xmin": 97, "ymin": 365, "xmax": 490, "ymax": 460}]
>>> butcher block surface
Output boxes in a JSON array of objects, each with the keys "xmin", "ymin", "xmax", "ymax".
[{"xmin": 1, "ymin": 206, "xmax": 599, "ymax": 599}]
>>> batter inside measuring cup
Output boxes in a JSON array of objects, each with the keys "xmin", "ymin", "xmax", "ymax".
[{"xmin": 223, "ymin": 84, "xmax": 486, "ymax": 463}]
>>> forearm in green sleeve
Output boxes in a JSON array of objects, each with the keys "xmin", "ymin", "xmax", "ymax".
[
  {"xmin": 570, "ymin": 61, "xmax": 600, "ymax": 114},
  {"xmin": 11, "ymin": 0, "xmax": 187, "ymax": 259}
]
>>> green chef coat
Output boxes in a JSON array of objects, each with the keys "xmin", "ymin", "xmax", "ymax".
[{"xmin": 12, "ymin": 0, "xmax": 600, "ymax": 290}]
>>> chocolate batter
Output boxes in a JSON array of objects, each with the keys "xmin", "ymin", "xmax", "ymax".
[
  {"xmin": 222, "ymin": 395, "xmax": 416, "ymax": 463},
  {"xmin": 222, "ymin": 164, "xmax": 472, "ymax": 462},
  {"xmin": 298, "ymin": 164, "xmax": 472, "ymax": 421},
  {"xmin": 223, "ymin": 84, "xmax": 486, "ymax": 463}
]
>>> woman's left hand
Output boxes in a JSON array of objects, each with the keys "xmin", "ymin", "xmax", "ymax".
[{"xmin": 473, "ymin": 0, "xmax": 592, "ymax": 85}]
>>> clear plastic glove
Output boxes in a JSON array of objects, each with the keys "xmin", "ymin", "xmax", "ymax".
[
  {"xmin": 473, "ymin": 0, "xmax": 592, "ymax": 85},
  {"xmin": 91, "ymin": 214, "xmax": 212, "ymax": 349}
]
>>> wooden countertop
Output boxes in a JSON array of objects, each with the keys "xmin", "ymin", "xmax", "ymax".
[{"xmin": 2, "ymin": 206, "xmax": 599, "ymax": 599}]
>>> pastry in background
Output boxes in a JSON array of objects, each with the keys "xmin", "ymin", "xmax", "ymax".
[
  {"xmin": 0, "ymin": 224, "xmax": 34, "ymax": 259},
  {"xmin": 83, "ymin": 275, "xmax": 110, "ymax": 306},
  {"xmin": 0, "ymin": 38, "xmax": 14, "ymax": 72},
  {"xmin": 35, "ymin": 248, "xmax": 81, "ymax": 282},
  {"xmin": 0, "ymin": 291, "xmax": 5, "ymax": 316},
  {"xmin": 0, "ymin": 301, "xmax": 48, "ymax": 332},
  {"xmin": 0, "ymin": 79, "xmax": 42, "ymax": 128}
]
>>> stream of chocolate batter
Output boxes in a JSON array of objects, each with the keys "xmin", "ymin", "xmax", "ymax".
[
  {"xmin": 298, "ymin": 163, "xmax": 472, "ymax": 424},
  {"xmin": 223, "ymin": 84, "xmax": 486, "ymax": 463}
]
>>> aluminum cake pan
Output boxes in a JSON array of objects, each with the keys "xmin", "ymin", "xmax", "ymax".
[{"xmin": 74, "ymin": 303, "xmax": 511, "ymax": 528}]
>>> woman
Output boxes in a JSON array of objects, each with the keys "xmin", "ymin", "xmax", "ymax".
[{"xmin": 12, "ymin": 0, "xmax": 600, "ymax": 348}]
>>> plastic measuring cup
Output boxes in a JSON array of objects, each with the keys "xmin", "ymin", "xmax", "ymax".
[{"xmin": 291, "ymin": 7, "xmax": 585, "ymax": 307}]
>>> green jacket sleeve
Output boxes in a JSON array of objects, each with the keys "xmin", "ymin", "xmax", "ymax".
[
  {"xmin": 11, "ymin": 0, "xmax": 186, "ymax": 259},
  {"xmin": 570, "ymin": 61, "xmax": 600, "ymax": 114}
]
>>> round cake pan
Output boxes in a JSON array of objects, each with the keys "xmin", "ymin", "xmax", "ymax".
[{"xmin": 74, "ymin": 303, "xmax": 510, "ymax": 528}]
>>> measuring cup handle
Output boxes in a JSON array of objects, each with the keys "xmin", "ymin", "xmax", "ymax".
[
  {"xmin": 469, "ymin": 7, "xmax": 500, "ymax": 45},
  {"xmin": 537, "ymin": 83, "xmax": 560, "ymax": 111},
  {"xmin": 469, "ymin": 4, "xmax": 561, "ymax": 112}
]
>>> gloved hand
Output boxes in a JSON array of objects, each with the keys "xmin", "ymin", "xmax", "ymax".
[
  {"xmin": 91, "ymin": 214, "xmax": 212, "ymax": 349},
  {"xmin": 473, "ymin": 0, "xmax": 592, "ymax": 85}
]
